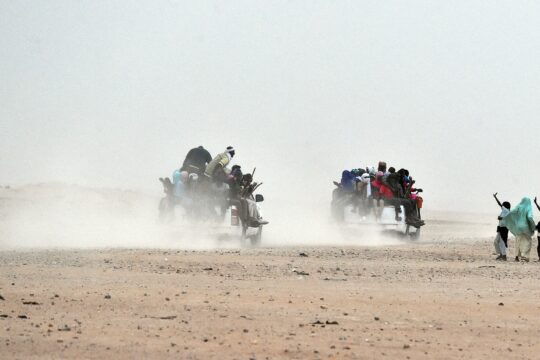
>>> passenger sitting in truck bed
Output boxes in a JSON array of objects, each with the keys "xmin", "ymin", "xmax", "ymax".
[
  {"xmin": 378, "ymin": 171, "xmax": 424, "ymax": 227},
  {"xmin": 384, "ymin": 172, "xmax": 404, "ymax": 198},
  {"xmin": 378, "ymin": 181, "xmax": 394, "ymax": 200},
  {"xmin": 350, "ymin": 169, "xmax": 364, "ymax": 193},
  {"xmin": 340, "ymin": 170, "xmax": 356, "ymax": 192},
  {"xmin": 382, "ymin": 166, "xmax": 395, "ymax": 183},
  {"xmin": 371, "ymin": 172, "xmax": 383, "ymax": 200},
  {"xmin": 227, "ymin": 165, "xmax": 243, "ymax": 199},
  {"xmin": 359, "ymin": 173, "xmax": 371, "ymax": 197},
  {"xmin": 352, "ymin": 172, "xmax": 372, "ymax": 214},
  {"xmin": 402, "ymin": 173, "xmax": 423, "ymax": 200},
  {"xmin": 370, "ymin": 172, "xmax": 384, "ymax": 218},
  {"xmin": 171, "ymin": 169, "xmax": 193, "ymax": 208},
  {"xmin": 236, "ymin": 173, "xmax": 268, "ymax": 226},
  {"xmin": 377, "ymin": 180, "xmax": 403, "ymax": 221}
]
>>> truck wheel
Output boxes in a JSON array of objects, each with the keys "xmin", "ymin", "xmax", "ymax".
[
  {"xmin": 250, "ymin": 227, "xmax": 262, "ymax": 246},
  {"xmin": 412, "ymin": 207, "xmax": 422, "ymax": 239},
  {"xmin": 240, "ymin": 223, "xmax": 248, "ymax": 245},
  {"xmin": 410, "ymin": 227, "xmax": 421, "ymax": 240}
]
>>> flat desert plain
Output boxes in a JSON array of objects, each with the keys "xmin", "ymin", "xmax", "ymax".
[{"xmin": 2, "ymin": 235, "xmax": 540, "ymax": 359}]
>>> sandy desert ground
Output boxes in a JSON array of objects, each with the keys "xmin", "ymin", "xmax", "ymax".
[{"xmin": 1, "ymin": 185, "xmax": 540, "ymax": 359}]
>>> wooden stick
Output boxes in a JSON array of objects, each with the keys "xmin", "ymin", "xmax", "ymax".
[{"xmin": 404, "ymin": 180, "xmax": 416, "ymax": 198}]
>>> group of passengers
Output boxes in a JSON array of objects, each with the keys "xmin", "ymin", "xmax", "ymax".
[
  {"xmin": 336, "ymin": 161, "xmax": 425, "ymax": 228},
  {"xmin": 161, "ymin": 145, "xmax": 268, "ymax": 226},
  {"xmin": 492, "ymin": 194, "xmax": 540, "ymax": 262}
]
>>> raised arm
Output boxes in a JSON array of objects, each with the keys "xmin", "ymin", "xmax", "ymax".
[
  {"xmin": 534, "ymin": 197, "xmax": 540, "ymax": 212},
  {"xmin": 493, "ymin": 193, "xmax": 502, "ymax": 207}
]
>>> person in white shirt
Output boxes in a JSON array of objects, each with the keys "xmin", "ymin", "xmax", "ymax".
[
  {"xmin": 493, "ymin": 193, "xmax": 511, "ymax": 261},
  {"xmin": 204, "ymin": 146, "xmax": 235, "ymax": 182}
]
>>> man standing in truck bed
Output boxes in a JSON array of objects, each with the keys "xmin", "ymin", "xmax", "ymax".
[{"xmin": 205, "ymin": 146, "xmax": 235, "ymax": 181}]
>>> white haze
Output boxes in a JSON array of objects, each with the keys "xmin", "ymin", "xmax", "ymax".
[{"xmin": 0, "ymin": 1, "xmax": 539, "ymax": 248}]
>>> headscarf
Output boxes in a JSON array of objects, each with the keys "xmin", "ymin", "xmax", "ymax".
[
  {"xmin": 180, "ymin": 171, "xmax": 189, "ymax": 183},
  {"xmin": 172, "ymin": 169, "xmax": 182, "ymax": 184},
  {"xmin": 360, "ymin": 173, "xmax": 372, "ymax": 197},
  {"xmin": 504, "ymin": 197, "xmax": 536, "ymax": 236},
  {"xmin": 341, "ymin": 170, "xmax": 355, "ymax": 192}
]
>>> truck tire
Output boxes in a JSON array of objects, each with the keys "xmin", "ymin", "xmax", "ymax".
[
  {"xmin": 240, "ymin": 222, "xmax": 248, "ymax": 245},
  {"xmin": 250, "ymin": 227, "xmax": 262, "ymax": 246},
  {"xmin": 409, "ymin": 207, "xmax": 422, "ymax": 239}
]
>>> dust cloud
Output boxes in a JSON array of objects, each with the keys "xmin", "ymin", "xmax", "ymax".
[
  {"xmin": 0, "ymin": 177, "xmax": 493, "ymax": 250},
  {"xmin": 0, "ymin": 175, "xmax": 418, "ymax": 250},
  {"xmin": 0, "ymin": 184, "xmax": 157, "ymax": 249}
]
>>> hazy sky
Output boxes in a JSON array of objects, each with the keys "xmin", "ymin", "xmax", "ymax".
[{"xmin": 1, "ymin": 0, "xmax": 539, "ymax": 212}]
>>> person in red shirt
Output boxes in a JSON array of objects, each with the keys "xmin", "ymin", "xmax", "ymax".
[
  {"xmin": 379, "ymin": 183, "xmax": 394, "ymax": 199},
  {"xmin": 370, "ymin": 172, "xmax": 386, "ymax": 219},
  {"xmin": 378, "ymin": 182, "xmax": 403, "ymax": 221},
  {"xmin": 381, "ymin": 171, "xmax": 424, "ymax": 227},
  {"xmin": 370, "ymin": 172, "xmax": 383, "ymax": 192}
]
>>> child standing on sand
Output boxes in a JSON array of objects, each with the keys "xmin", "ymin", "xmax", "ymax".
[{"xmin": 492, "ymin": 193, "xmax": 511, "ymax": 261}]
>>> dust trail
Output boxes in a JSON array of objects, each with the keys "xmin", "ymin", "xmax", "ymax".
[
  {"xmin": 261, "ymin": 200, "xmax": 405, "ymax": 247},
  {"xmin": 0, "ymin": 183, "xmax": 278, "ymax": 250},
  {"xmin": 0, "ymin": 183, "xmax": 494, "ymax": 250},
  {"xmin": 0, "ymin": 184, "xmax": 160, "ymax": 249}
]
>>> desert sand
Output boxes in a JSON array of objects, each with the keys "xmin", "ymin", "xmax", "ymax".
[{"xmin": 1, "ymin": 185, "xmax": 540, "ymax": 359}]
